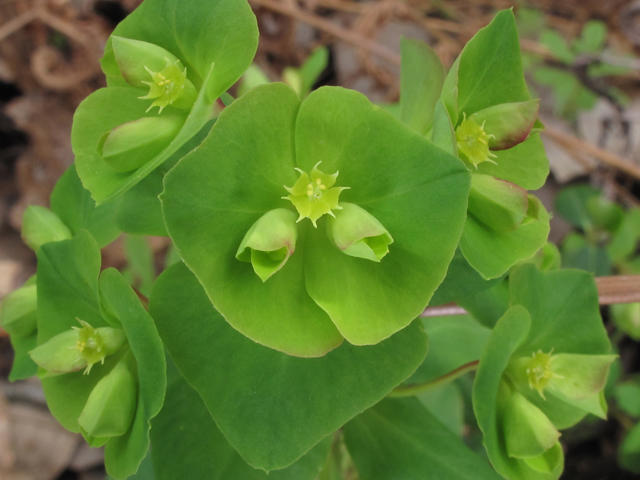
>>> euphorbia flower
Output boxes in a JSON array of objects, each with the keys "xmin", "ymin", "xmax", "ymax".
[
  {"xmin": 474, "ymin": 265, "xmax": 615, "ymax": 480},
  {"xmin": 162, "ymin": 83, "xmax": 471, "ymax": 357},
  {"xmin": 71, "ymin": 0, "xmax": 258, "ymax": 206}
]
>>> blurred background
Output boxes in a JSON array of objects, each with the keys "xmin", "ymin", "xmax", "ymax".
[{"xmin": 1, "ymin": 0, "xmax": 640, "ymax": 479}]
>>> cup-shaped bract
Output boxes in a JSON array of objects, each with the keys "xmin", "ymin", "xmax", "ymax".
[
  {"xmin": 503, "ymin": 391, "xmax": 560, "ymax": 460},
  {"xmin": 72, "ymin": 0, "xmax": 258, "ymax": 207},
  {"xmin": 78, "ymin": 360, "xmax": 137, "ymax": 438},
  {"xmin": 467, "ymin": 174, "xmax": 529, "ymax": 233},
  {"xmin": 236, "ymin": 208, "xmax": 298, "ymax": 282},
  {"xmin": 100, "ymin": 115, "xmax": 185, "ymax": 172},
  {"xmin": 35, "ymin": 231, "xmax": 165, "ymax": 479},
  {"xmin": 473, "ymin": 265, "xmax": 614, "ymax": 480},
  {"xmin": 162, "ymin": 83, "xmax": 470, "ymax": 357},
  {"xmin": 469, "ymin": 99, "xmax": 540, "ymax": 151},
  {"xmin": 327, "ymin": 203, "xmax": 393, "ymax": 262}
]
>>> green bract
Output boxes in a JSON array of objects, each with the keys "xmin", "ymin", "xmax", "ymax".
[
  {"xmin": 72, "ymin": 0, "xmax": 258, "ymax": 209},
  {"xmin": 162, "ymin": 83, "xmax": 470, "ymax": 357},
  {"xmin": 35, "ymin": 231, "xmax": 165, "ymax": 479},
  {"xmin": 434, "ymin": 10, "xmax": 551, "ymax": 279},
  {"xmin": 473, "ymin": 265, "xmax": 614, "ymax": 480}
]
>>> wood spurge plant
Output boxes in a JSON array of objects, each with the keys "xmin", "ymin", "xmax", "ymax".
[{"xmin": 0, "ymin": 1, "xmax": 622, "ymax": 479}]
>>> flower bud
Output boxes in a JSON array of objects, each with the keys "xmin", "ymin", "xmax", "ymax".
[
  {"xmin": 469, "ymin": 99, "xmax": 539, "ymax": 151},
  {"xmin": 111, "ymin": 36, "xmax": 197, "ymax": 111},
  {"xmin": 0, "ymin": 284, "xmax": 37, "ymax": 337},
  {"xmin": 236, "ymin": 209, "xmax": 298, "ymax": 282},
  {"xmin": 504, "ymin": 391, "xmax": 560, "ymax": 459},
  {"xmin": 327, "ymin": 203, "xmax": 393, "ymax": 262},
  {"xmin": 78, "ymin": 360, "xmax": 137, "ymax": 438},
  {"xmin": 100, "ymin": 115, "xmax": 185, "ymax": 172},
  {"xmin": 21, "ymin": 206, "xmax": 72, "ymax": 251},
  {"xmin": 30, "ymin": 320, "xmax": 127, "ymax": 375},
  {"xmin": 467, "ymin": 174, "xmax": 528, "ymax": 233}
]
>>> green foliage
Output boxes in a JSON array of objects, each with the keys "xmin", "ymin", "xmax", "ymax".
[{"xmin": 3, "ymin": 2, "xmax": 623, "ymax": 480}]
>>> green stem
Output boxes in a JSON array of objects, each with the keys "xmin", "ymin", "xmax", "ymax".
[{"xmin": 388, "ymin": 360, "xmax": 480, "ymax": 398}]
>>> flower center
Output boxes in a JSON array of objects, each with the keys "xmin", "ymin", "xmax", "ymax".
[
  {"xmin": 283, "ymin": 162, "xmax": 349, "ymax": 227},
  {"xmin": 140, "ymin": 58, "xmax": 189, "ymax": 113},
  {"xmin": 455, "ymin": 114, "xmax": 497, "ymax": 168},
  {"xmin": 525, "ymin": 350, "xmax": 559, "ymax": 398}
]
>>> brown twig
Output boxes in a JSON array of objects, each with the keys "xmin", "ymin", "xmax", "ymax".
[
  {"xmin": 250, "ymin": 0, "xmax": 401, "ymax": 66},
  {"xmin": 543, "ymin": 128, "xmax": 640, "ymax": 182}
]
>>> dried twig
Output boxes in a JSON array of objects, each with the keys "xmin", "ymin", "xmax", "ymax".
[{"xmin": 543, "ymin": 128, "xmax": 640, "ymax": 182}]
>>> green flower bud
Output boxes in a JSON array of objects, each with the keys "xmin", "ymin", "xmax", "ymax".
[
  {"xmin": 467, "ymin": 174, "xmax": 529, "ymax": 233},
  {"xmin": 21, "ymin": 206, "xmax": 72, "ymax": 251},
  {"xmin": 30, "ymin": 320, "xmax": 126, "ymax": 375},
  {"xmin": 99, "ymin": 115, "xmax": 185, "ymax": 172},
  {"xmin": 327, "ymin": 203, "xmax": 393, "ymax": 262},
  {"xmin": 111, "ymin": 36, "xmax": 198, "ymax": 112},
  {"xmin": 78, "ymin": 360, "xmax": 137, "ymax": 438},
  {"xmin": 504, "ymin": 391, "xmax": 560, "ymax": 459},
  {"xmin": 0, "ymin": 284, "xmax": 37, "ymax": 337},
  {"xmin": 236, "ymin": 209, "xmax": 298, "ymax": 282},
  {"xmin": 468, "ymin": 99, "xmax": 539, "ymax": 151},
  {"xmin": 455, "ymin": 114, "xmax": 497, "ymax": 168},
  {"xmin": 282, "ymin": 162, "xmax": 349, "ymax": 227}
]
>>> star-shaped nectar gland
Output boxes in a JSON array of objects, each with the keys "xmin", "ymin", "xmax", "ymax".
[{"xmin": 283, "ymin": 162, "xmax": 349, "ymax": 227}]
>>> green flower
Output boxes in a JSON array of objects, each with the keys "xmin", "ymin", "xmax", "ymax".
[{"xmin": 162, "ymin": 83, "xmax": 470, "ymax": 357}]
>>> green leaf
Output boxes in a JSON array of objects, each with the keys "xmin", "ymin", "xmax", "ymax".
[
  {"xmin": 460, "ymin": 194, "xmax": 551, "ymax": 279},
  {"xmin": 620, "ymin": 423, "xmax": 640, "ymax": 473},
  {"xmin": 162, "ymin": 83, "xmax": 470, "ymax": 354},
  {"xmin": 611, "ymin": 303, "xmax": 640, "ymax": 341},
  {"xmin": 475, "ymin": 133, "xmax": 550, "ymax": 191},
  {"xmin": 457, "ymin": 278, "xmax": 510, "ymax": 328},
  {"xmin": 148, "ymin": 262, "xmax": 428, "ymax": 471},
  {"xmin": 407, "ymin": 314, "xmax": 490, "ymax": 385},
  {"xmin": 400, "ymin": 37, "xmax": 445, "ymax": 134},
  {"xmin": 608, "ymin": 208, "xmax": 640, "ymax": 263},
  {"xmin": 299, "ymin": 47, "xmax": 329, "ymax": 97},
  {"xmin": 8, "ymin": 333, "xmax": 38, "ymax": 381},
  {"xmin": 123, "ymin": 236, "xmax": 156, "ymax": 297},
  {"xmin": 561, "ymin": 236, "xmax": 612, "ymax": 276},
  {"xmin": 343, "ymin": 397, "xmax": 503, "ymax": 480},
  {"xmin": 21, "ymin": 206, "xmax": 72, "ymax": 251},
  {"xmin": 455, "ymin": 10, "xmax": 530, "ymax": 116},
  {"xmin": 429, "ymin": 248, "xmax": 503, "ymax": 306},
  {"xmin": 573, "ymin": 21, "xmax": 607, "ymax": 54},
  {"xmin": 152, "ymin": 358, "xmax": 331, "ymax": 480},
  {"xmin": 98, "ymin": 269, "xmax": 166, "ymax": 480},
  {"xmin": 540, "ymin": 30, "xmax": 575, "ymax": 64},
  {"xmin": 616, "ymin": 380, "xmax": 640, "ymax": 418},
  {"xmin": 106, "ymin": 0, "xmax": 258, "ymax": 102},
  {"xmin": 417, "ymin": 383, "xmax": 465, "ymax": 436},
  {"xmin": 114, "ymin": 118, "xmax": 214, "ymax": 237},
  {"xmin": 430, "ymin": 99, "xmax": 457, "ymax": 155},
  {"xmin": 553, "ymin": 185, "xmax": 602, "ymax": 231},
  {"xmin": 50, "ymin": 165, "xmax": 120, "ymax": 247},
  {"xmin": 107, "ymin": 451, "xmax": 155, "ymax": 480}
]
